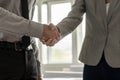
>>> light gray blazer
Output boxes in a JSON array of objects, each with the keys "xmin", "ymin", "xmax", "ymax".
[{"xmin": 57, "ymin": 0, "xmax": 120, "ymax": 68}]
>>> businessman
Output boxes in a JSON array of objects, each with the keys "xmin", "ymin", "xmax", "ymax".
[
  {"xmin": 41, "ymin": 0, "xmax": 120, "ymax": 80},
  {"xmin": 0, "ymin": 0, "xmax": 60, "ymax": 80}
]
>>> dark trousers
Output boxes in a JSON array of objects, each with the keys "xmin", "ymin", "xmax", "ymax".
[
  {"xmin": 0, "ymin": 48, "xmax": 37, "ymax": 80},
  {"xmin": 83, "ymin": 54, "xmax": 120, "ymax": 80}
]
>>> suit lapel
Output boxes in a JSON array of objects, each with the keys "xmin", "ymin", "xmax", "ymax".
[
  {"xmin": 100, "ymin": 0, "xmax": 117, "ymax": 18},
  {"xmin": 98, "ymin": 0, "xmax": 107, "ymax": 28},
  {"xmin": 99, "ymin": 0, "xmax": 118, "ymax": 25},
  {"xmin": 107, "ymin": 0, "xmax": 118, "ymax": 23},
  {"xmin": 100, "ymin": 0, "xmax": 106, "ymax": 18}
]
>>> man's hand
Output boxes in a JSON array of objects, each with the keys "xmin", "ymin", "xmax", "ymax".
[
  {"xmin": 38, "ymin": 75, "xmax": 42, "ymax": 80},
  {"xmin": 40, "ymin": 23, "xmax": 61, "ymax": 46}
]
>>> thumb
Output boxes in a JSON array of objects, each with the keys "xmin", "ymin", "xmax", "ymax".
[{"xmin": 49, "ymin": 23, "xmax": 56, "ymax": 30}]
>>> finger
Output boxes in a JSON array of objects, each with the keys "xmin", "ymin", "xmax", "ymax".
[
  {"xmin": 53, "ymin": 32, "xmax": 60, "ymax": 40},
  {"xmin": 54, "ymin": 27, "xmax": 61, "ymax": 39},
  {"xmin": 50, "ymin": 27, "xmax": 60, "ymax": 40},
  {"xmin": 40, "ymin": 39, "xmax": 46, "ymax": 44},
  {"xmin": 46, "ymin": 39, "xmax": 57, "ymax": 46},
  {"xmin": 44, "ymin": 38, "xmax": 56, "ymax": 46},
  {"xmin": 44, "ymin": 38, "xmax": 53, "ymax": 46},
  {"xmin": 40, "ymin": 37, "xmax": 48, "ymax": 44},
  {"xmin": 48, "ymin": 39, "xmax": 58, "ymax": 46},
  {"xmin": 56, "ymin": 32, "xmax": 61, "ymax": 40}
]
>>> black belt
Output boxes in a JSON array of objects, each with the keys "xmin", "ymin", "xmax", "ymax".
[{"xmin": 0, "ymin": 41, "xmax": 27, "ymax": 51}]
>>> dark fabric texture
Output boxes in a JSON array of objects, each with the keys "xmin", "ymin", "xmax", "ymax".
[
  {"xmin": 0, "ymin": 49, "xmax": 25, "ymax": 80},
  {"xmin": 83, "ymin": 54, "xmax": 120, "ymax": 80},
  {"xmin": 25, "ymin": 49, "xmax": 37, "ymax": 80},
  {"xmin": 0, "ymin": 48, "xmax": 37, "ymax": 80},
  {"xmin": 21, "ymin": 0, "xmax": 30, "ymax": 48}
]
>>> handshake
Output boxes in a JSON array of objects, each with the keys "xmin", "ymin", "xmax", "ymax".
[{"xmin": 40, "ymin": 23, "xmax": 61, "ymax": 46}]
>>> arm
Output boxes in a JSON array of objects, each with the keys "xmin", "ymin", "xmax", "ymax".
[
  {"xmin": 57, "ymin": 0, "xmax": 85, "ymax": 38},
  {"xmin": 0, "ymin": 7, "xmax": 43, "ymax": 38},
  {"xmin": 41, "ymin": 0, "xmax": 86, "ymax": 46},
  {"xmin": 0, "ymin": 7, "xmax": 60, "ymax": 41}
]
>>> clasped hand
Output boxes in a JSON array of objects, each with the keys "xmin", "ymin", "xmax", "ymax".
[{"xmin": 40, "ymin": 23, "xmax": 60, "ymax": 46}]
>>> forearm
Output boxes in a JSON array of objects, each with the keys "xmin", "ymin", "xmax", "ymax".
[
  {"xmin": 56, "ymin": 0, "xmax": 85, "ymax": 38},
  {"xmin": 0, "ymin": 7, "xmax": 43, "ymax": 38}
]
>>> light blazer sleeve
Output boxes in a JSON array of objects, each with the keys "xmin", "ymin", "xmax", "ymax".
[
  {"xmin": 0, "ymin": 7, "xmax": 43, "ymax": 38},
  {"xmin": 57, "ymin": 0, "xmax": 85, "ymax": 38}
]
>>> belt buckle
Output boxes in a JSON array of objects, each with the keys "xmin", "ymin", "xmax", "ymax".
[{"xmin": 15, "ymin": 42, "xmax": 22, "ymax": 51}]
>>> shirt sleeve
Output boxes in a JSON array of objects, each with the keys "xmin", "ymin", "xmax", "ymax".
[{"xmin": 0, "ymin": 7, "xmax": 43, "ymax": 38}]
